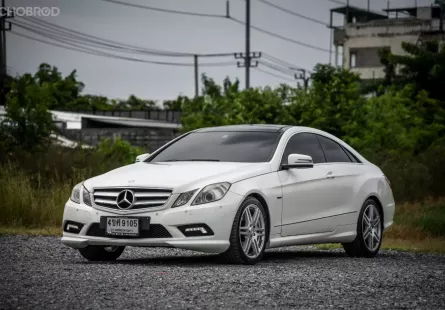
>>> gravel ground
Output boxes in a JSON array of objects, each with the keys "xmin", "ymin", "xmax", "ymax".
[{"xmin": 0, "ymin": 236, "xmax": 444, "ymax": 309}]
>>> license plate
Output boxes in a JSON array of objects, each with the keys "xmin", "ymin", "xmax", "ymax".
[{"xmin": 106, "ymin": 217, "xmax": 139, "ymax": 236}]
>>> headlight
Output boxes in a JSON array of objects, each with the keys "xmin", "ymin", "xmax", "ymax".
[
  {"xmin": 172, "ymin": 189, "xmax": 197, "ymax": 208},
  {"xmin": 70, "ymin": 183, "xmax": 82, "ymax": 204},
  {"xmin": 82, "ymin": 185, "xmax": 92, "ymax": 206},
  {"xmin": 192, "ymin": 182, "xmax": 231, "ymax": 205}
]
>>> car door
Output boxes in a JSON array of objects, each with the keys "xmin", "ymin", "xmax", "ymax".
[
  {"xmin": 315, "ymin": 135, "xmax": 361, "ymax": 227},
  {"xmin": 278, "ymin": 132, "xmax": 337, "ymax": 236}
]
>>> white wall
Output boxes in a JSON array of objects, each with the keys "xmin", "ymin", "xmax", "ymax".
[{"xmin": 341, "ymin": 18, "xmax": 445, "ymax": 80}]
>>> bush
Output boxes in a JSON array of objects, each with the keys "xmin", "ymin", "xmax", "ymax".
[
  {"xmin": 96, "ymin": 137, "xmax": 146, "ymax": 166},
  {"xmin": 0, "ymin": 138, "xmax": 146, "ymax": 227},
  {"xmin": 0, "ymin": 163, "xmax": 82, "ymax": 227}
]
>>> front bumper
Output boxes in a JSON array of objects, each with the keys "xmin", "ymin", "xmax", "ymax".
[{"xmin": 61, "ymin": 191, "xmax": 243, "ymax": 254}]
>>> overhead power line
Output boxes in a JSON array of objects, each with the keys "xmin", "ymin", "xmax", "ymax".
[
  {"xmin": 262, "ymin": 52, "xmax": 310, "ymax": 72},
  {"xmin": 326, "ymin": 0, "xmax": 346, "ymax": 5},
  {"xmin": 22, "ymin": 17, "xmax": 188, "ymax": 57},
  {"xmin": 256, "ymin": 0, "xmax": 329, "ymax": 26},
  {"xmin": 19, "ymin": 16, "xmax": 236, "ymax": 58},
  {"xmin": 258, "ymin": 60, "xmax": 296, "ymax": 76},
  {"xmin": 255, "ymin": 67, "xmax": 295, "ymax": 83},
  {"xmin": 100, "ymin": 0, "xmax": 226, "ymax": 18},
  {"xmin": 229, "ymin": 17, "xmax": 332, "ymax": 54},
  {"xmin": 98, "ymin": 0, "xmax": 333, "ymax": 54},
  {"xmin": 11, "ymin": 30, "xmax": 236, "ymax": 67}
]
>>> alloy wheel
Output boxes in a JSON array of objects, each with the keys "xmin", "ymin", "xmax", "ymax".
[
  {"xmin": 239, "ymin": 204, "xmax": 266, "ymax": 259},
  {"xmin": 362, "ymin": 204, "xmax": 382, "ymax": 252}
]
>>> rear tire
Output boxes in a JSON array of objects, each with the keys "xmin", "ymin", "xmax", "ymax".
[
  {"xmin": 342, "ymin": 199, "xmax": 383, "ymax": 258},
  {"xmin": 221, "ymin": 197, "xmax": 268, "ymax": 265},
  {"xmin": 79, "ymin": 245, "xmax": 125, "ymax": 261}
]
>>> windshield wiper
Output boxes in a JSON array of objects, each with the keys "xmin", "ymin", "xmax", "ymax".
[{"xmin": 163, "ymin": 159, "xmax": 220, "ymax": 162}]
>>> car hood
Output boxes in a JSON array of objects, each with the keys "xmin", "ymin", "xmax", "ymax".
[{"xmin": 84, "ymin": 161, "xmax": 272, "ymax": 193}]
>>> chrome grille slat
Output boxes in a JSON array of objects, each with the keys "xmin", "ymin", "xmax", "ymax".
[
  {"xmin": 134, "ymin": 192, "xmax": 171, "ymax": 198},
  {"xmin": 95, "ymin": 198, "xmax": 116, "ymax": 205},
  {"xmin": 94, "ymin": 191, "xmax": 120, "ymax": 197},
  {"xmin": 93, "ymin": 187, "xmax": 172, "ymax": 210},
  {"xmin": 134, "ymin": 200, "xmax": 167, "ymax": 206}
]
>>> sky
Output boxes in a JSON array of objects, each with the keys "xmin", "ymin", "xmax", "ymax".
[{"xmin": 7, "ymin": 0, "xmax": 433, "ymax": 101}]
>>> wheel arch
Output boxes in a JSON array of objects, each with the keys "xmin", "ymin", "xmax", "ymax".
[{"xmin": 365, "ymin": 195, "xmax": 384, "ymax": 224}]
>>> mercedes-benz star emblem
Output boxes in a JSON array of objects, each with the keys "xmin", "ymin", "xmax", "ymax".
[{"xmin": 116, "ymin": 190, "xmax": 135, "ymax": 209}]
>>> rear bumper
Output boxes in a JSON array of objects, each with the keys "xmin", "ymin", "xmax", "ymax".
[{"xmin": 61, "ymin": 190, "xmax": 243, "ymax": 254}]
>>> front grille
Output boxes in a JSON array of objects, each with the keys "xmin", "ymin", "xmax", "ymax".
[
  {"xmin": 93, "ymin": 187, "xmax": 172, "ymax": 210},
  {"xmin": 86, "ymin": 223, "xmax": 172, "ymax": 239}
]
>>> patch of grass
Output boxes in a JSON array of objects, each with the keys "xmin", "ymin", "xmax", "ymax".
[
  {"xmin": 315, "ymin": 199, "xmax": 445, "ymax": 254},
  {"xmin": 314, "ymin": 243, "xmax": 342, "ymax": 250},
  {"xmin": 315, "ymin": 238, "xmax": 445, "ymax": 254},
  {"xmin": 382, "ymin": 237, "xmax": 445, "ymax": 254},
  {"xmin": 391, "ymin": 198, "xmax": 445, "ymax": 237},
  {"xmin": 0, "ymin": 163, "xmax": 77, "ymax": 228}
]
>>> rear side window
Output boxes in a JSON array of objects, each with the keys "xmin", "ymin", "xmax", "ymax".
[
  {"xmin": 281, "ymin": 133, "xmax": 326, "ymax": 164},
  {"xmin": 316, "ymin": 135, "xmax": 352, "ymax": 163},
  {"xmin": 343, "ymin": 147, "xmax": 361, "ymax": 163}
]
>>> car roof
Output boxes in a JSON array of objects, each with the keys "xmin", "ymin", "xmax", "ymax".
[{"xmin": 196, "ymin": 124, "xmax": 291, "ymax": 133}]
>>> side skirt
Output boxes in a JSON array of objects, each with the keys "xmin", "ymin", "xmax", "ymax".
[{"xmin": 267, "ymin": 223, "xmax": 357, "ymax": 249}]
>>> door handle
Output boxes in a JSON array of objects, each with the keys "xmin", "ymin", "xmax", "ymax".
[{"xmin": 326, "ymin": 172, "xmax": 336, "ymax": 179}]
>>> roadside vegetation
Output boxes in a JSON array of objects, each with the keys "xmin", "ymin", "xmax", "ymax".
[
  {"xmin": 317, "ymin": 199, "xmax": 445, "ymax": 253},
  {"xmin": 0, "ymin": 40, "xmax": 444, "ymax": 253}
]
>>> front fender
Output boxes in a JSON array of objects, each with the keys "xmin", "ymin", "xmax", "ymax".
[{"xmin": 229, "ymin": 172, "xmax": 283, "ymax": 236}]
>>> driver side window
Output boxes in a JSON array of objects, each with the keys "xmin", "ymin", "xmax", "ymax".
[{"xmin": 281, "ymin": 133, "xmax": 326, "ymax": 165}]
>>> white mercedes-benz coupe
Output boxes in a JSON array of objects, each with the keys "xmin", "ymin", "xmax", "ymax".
[{"xmin": 61, "ymin": 125, "xmax": 395, "ymax": 264}]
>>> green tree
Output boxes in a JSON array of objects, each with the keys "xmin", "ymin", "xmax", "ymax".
[
  {"xmin": 1, "ymin": 74, "xmax": 55, "ymax": 150},
  {"xmin": 96, "ymin": 137, "xmax": 146, "ymax": 165},
  {"xmin": 180, "ymin": 75, "xmax": 296, "ymax": 132},
  {"xmin": 381, "ymin": 40, "xmax": 445, "ymax": 103},
  {"xmin": 285, "ymin": 64, "xmax": 365, "ymax": 139},
  {"xmin": 345, "ymin": 85, "xmax": 443, "ymax": 157},
  {"xmin": 33, "ymin": 63, "xmax": 85, "ymax": 111}
]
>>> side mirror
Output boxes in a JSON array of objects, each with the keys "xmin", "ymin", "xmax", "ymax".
[
  {"xmin": 135, "ymin": 153, "xmax": 150, "ymax": 163},
  {"xmin": 282, "ymin": 154, "xmax": 314, "ymax": 170}
]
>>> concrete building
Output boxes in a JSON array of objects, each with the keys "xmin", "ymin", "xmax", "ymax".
[{"xmin": 330, "ymin": 4, "xmax": 445, "ymax": 80}]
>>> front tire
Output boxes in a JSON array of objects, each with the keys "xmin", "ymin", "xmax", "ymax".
[
  {"xmin": 79, "ymin": 245, "xmax": 125, "ymax": 261},
  {"xmin": 342, "ymin": 199, "xmax": 383, "ymax": 258},
  {"xmin": 222, "ymin": 197, "xmax": 268, "ymax": 265}
]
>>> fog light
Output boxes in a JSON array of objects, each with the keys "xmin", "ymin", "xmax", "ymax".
[
  {"xmin": 63, "ymin": 221, "xmax": 84, "ymax": 234},
  {"xmin": 178, "ymin": 224, "xmax": 214, "ymax": 237},
  {"xmin": 185, "ymin": 227, "xmax": 208, "ymax": 234}
]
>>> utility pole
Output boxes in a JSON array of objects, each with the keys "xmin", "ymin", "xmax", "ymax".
[
  {"xmin": 2, "ymin": 0, "xmax": 5, "ymax": 69},
  {"xmin": 294, "ymin": 69, "xmax": 311, "ymax": 92},
  {"xmin": 0, "ymin": 0, "xmax": 8, "ymax": 107},
  {"xmin": 0, "ymin": 0, "xmax": 13, "ymax": 107},
  {"xmin": 194, "ymin": 55, "xmax": 199, "ymax": 98},
  {"xmin": 235, "ymin": 52, "xmax": 261, "ymax": 72},
  {"xmin": 245, "ymin": 0, "xmax": 251, "ymax": 89},
  {"xmin": 367, "ymin": 0, "xmax": 370, "ymax": 21}
]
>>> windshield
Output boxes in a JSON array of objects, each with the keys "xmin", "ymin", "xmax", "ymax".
[{"xmin": 149, "ymin": 131, "xmax": 281, "ymax": 163}]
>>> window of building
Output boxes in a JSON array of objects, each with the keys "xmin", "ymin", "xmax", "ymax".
[
  {"xmin": 349, "ymin": 47, "xmax": 390, "ymax": 68},
  {"xmin": 350, "ymin": 52, "xmax": 357, "ymax": 68}
]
